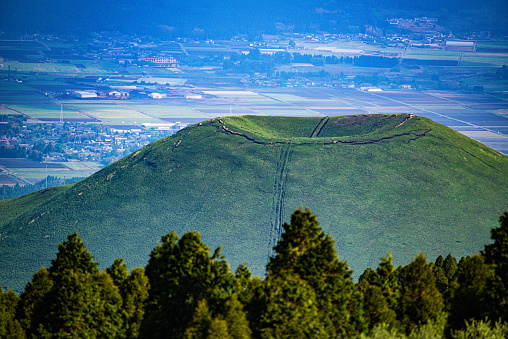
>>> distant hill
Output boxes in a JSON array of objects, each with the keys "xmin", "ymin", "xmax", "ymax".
[
  {"xmin": 1, "ymin": 114, "xmax": 508, "ymax": 293},
  {"xmin": 1, "ymin": 0, "xmax": 507, "ymax": 37}
]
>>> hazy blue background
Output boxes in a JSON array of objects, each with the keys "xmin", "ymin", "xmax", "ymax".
[{"xmin": 1, "ymin": 0, "xmax": 507, "ymax": 37}]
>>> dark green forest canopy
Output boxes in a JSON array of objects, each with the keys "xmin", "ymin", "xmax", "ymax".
[
  {"xmin": 1, "ymin": 114, "xmax": 508, "ymax": 293},
  {"xmin": 2, "ymin": 208, "xmax": 508, "ymax": 338}
]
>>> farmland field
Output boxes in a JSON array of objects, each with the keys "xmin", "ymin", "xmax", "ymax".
[
  {"xmin": 65, "ymin": 103, "xmax": 166, "ymax": 124},
  {"xmin": 0, "ymin": 159, "xmax": 100, "ymax": 184}
]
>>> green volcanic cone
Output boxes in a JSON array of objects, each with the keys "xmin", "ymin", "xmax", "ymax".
[{"xmin": 1, "ymin": 114, "xmax": 508, "ymax": 292}]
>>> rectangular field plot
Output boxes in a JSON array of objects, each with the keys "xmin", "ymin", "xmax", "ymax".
[
  {"xmin": 250, "ymin": 109, "xmax": 322, "ymax": 116},
  {"xmin": 366, "ymin": 107, "xmax": 425, "ymax": 114},
  {"xmin": 259, "ymin": 93, "xmax": 312, "ymax": 102},
  {"xmin": 9, "ymin": 168, "xmax": 96, "ymax": 184},
  {"xmin": 0, "ymin": 82, "xmax": 48, "ymax": 105},
  {"xmin": 286, "ymin": 89, "xmax": 333, "ymax": 99},
  {"xmin": 430, "ymin": 93, "xmax": 507, "ymax": 104},
  {"xmin": 6, "ymin": 104, "xmax": 90, "ymax": 121},
  {"xmin": 127, "ymin": 105, "xmax": 208, "ymax": 119},
  {"xmin": 196, "ymin": 107, "xmax": 259, "ymax": 116},
  {"xmin": 290, "ymin": 100, "xmax": 350, "ymax": 108},
  {"xmin": 460, "ymin": 53, "xmax": 508, "ymax": 67},
  {"xmin": 62, "ymin": 161, "xmax": 103, "ymax": 171},
  {"xmin": 309, "ymin": 108, "xmax": 369, "ymax": 116},
  {"xmin": 403, "ymin": 49, "xmax": 461, "ymax": 60},
  {"xmin": 66, "ymin": 104, "xmax": 165, "ymax": 124},
  {"xmin": 375, "ymin": 92, "xmax": 455, "ymax": 106},
  {"xmin": 423, "ymin": 108, "xmax": 508, "ymax": 127},
  {"xmin": 0, "ymin": 174, "xmax": 18, "ymax": 185},
  {"xmin": 0, "ymin": 159, "xmax": 66, "ymax": 169}
]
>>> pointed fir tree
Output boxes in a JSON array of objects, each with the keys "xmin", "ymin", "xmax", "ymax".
[
  {"xmin": 443, "ymin": 253, "xmax": 458, "ymax": 282},
  {"xmin": 207, "ymin": 317, "xmax": 231, "ymax": 339},
  {"xmin": 266, "ymin": 208, "xmax": 365, "ymax": 337},
  {"xmin": 49, "ymin": 232, "xmax": 99, "ymax": 279},
  {"xmin": 447, "ymin": 254, "xmax": 494, "ymax": 330},
  {"xmin": 184, "ymin": 299, "xmax": 213, "ymax": 339},
  {"xmin": 362, "ymin": 253, "xmax": 400, "ymax": 331},
  {"xmin": 399, "ymin": 253, "xmax": 444, "ymax": 335},
  {"xmin": 0, "ymin": 286, "xmax": 24, "ymax": 338},
  {"xmin": 30, "ymin": 233, "xmax": 123, "ymax": 338},
  {"xmin": 107, "ymin": 258, "xmax": 129, "ymax": 288},
  {"xmin": 140, "ymin": 231, "xmax": 237, "ymax": 339},
  {"xmin": 16, "ymin": 267, "xmax": 53, "ymax": 336},
  {"xmin": 433, "ymin": 266, "xmax": 449, "ymax": 295},
  {"xmin": 121, "ymin": 267, "xmax": 150, "ymax": 339},
  {"xmin": 223, "ymin": 294, "xmax": 251, "ymax": 339},
  {"xmin": 254, "ymin": 270, "xmax": 328, "ymax": 339},
  {"xmin": 357, "ymin": 267, "xmax": 377, "ymax": 293},
  {"xmin": 435, "ymin": 255, "xmax": 445, "ymax": 269},
  {"xmin": 482, "ymin": 210, "xmax": 508, "ymax": 322}
]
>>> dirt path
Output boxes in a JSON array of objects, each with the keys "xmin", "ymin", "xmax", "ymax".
[
  {"xmin": 310, "ymin": 117, "xmax": 330, "ymax": 138},
  {"xmin": 267, "ymin": 141, "xmax": 292, "ymax": 261}
]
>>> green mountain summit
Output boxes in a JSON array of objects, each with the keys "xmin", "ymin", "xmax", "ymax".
[{"xmin": 2, "ymin": 114, "xmax": 508, "ymax": 292}]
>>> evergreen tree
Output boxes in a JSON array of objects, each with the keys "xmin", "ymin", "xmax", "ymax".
[
  {"xmin": 357, "ymin": 267, "xmax": 377, "ymax": 293},
  {"xmin": 29, "ymin": 233, "xmax": 123, "ymax": 338},
  {"xmin": 482, "ymin": 210, "xmax": 508, "ymax": 322},
  {"xmin": 49, "ymin": 232, "xmax": 99, "ymax": 279},
  {"xmin": 207, "ymin": 318, "xmax": 230, "ymax": 339},
  {"xmin": 267, "ymin": 208, "xmax": 365, "ymax": 337},
  {"xmin": 234, "ymin": 263, "xmax": 261, "ymax": 306},
  {"xmin": 433, "ymin": 266, "xmax": 449, "ymax": 294},
  {"xmin": 0, "ymin": 286, "xmax": 24, "ymax": 338},
  {"xmin": 362, "ymin": 253, "xmax": 400, "ymax": 331},
  {"xmin": 255, "ymin": 270, "xmax": 327, "ymax": 339},
  {"xmin": 184, "ymin": 299, "xmax": 213, "ymax": 339},
  {"xmin": 121, "ymin": 267, "xmax": 150, "ymax": 339},
  {"xmin": 399, "ymin": 253, "xmax": 445, "ymax": 335},
  {"xmin": 223, "ymin": 294, "xmax": 251, "ymax": 339},
  {"xmin": 435, "ymin": 255, "xmax": 444, "ymax": 268},
  {"xmin": 375, "ymin": 253, "xmax": 399, "ymax": 312},
  {"xmin": 447, "ymin": 255, "xmax": 494, "ymax": 330},
  {"xmin": 443, "ymin": 254, "xmax": 458, "ymax": 282},
  {"xmin": 107, "ymin": 258, "xmax": 129, "ymax": 288},
  {"xmin": 16, "ymin": 267, "xmax": 53, "ymax": 336},
  {"xmin": 140, "ymin": 231, "xmax": 237, "ymax": 339},
  {"xmin": 363, "ymin": 285, "xmax": 396, "ymax": 331}
]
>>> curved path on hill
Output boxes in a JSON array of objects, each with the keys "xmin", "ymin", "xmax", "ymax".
[{"xmin": 214, "ymin": 114, "xmax": 430, "ymax": 146}]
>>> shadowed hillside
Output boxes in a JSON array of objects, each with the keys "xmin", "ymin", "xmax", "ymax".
[{"xmin": 1, "ymin": 113, "xmax": 508, "ymax": 292}]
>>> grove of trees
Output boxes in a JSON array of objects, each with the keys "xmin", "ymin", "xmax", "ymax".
[{"xmin": 1, "ymin": 208, "xmax": 507, "ymax": 338}]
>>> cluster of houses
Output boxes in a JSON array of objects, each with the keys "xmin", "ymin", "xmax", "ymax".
[{"xmin": 2, "ymin": 119, "xmax": 182, "ymax": 165}]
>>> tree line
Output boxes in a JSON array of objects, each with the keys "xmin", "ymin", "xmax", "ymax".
[
  {"xmin": 1, "ymin": 207, "xmax": 507, "ymax": 338},
  {"xmin": 1, "ymin": 176, "xmax": 84, "ymax": 200}
]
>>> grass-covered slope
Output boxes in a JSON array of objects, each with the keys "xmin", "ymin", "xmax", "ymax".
[{"xmin": 1, "ymin": 114, "xmax": 508, "ymax": 293}]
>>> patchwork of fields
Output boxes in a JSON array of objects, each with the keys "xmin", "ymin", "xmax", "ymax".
[{"xmin": 1, "ymin": 37, "xmax": 508, "ymax": 184}]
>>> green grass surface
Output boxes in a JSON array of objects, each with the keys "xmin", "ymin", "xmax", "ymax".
[
  {"xmin": 1, "ymin": 114, "xmax": 508, "ymax": 293},
  {"xmin": 6, "ymin": 104, "xmax": 85, "ymax": 119},
  {"xmin": 403, "ymin": 50, "xmax": 461, "ymax": 61},
  {"xmin": 128, "ymin": 105, "xmax": 208, "ymax": 119},
  {"xmin": 0, "ymin": 185, "xmax": 70, "ymax": 225},
  {"xmin": 460, "ymin": 53, "xmax": 508, "ymax": 67},
  {"xmin": 66, "ymin": 104, "xmax": 165, "ymax": 124},
  {"xmin": 10, "ymin": 168, "xmax": 95, "ymax": 183}
]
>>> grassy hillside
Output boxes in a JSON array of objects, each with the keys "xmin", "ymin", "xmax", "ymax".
[{"xmin": 1, "ymin": 114, "xmax": 508, "ymax": 293}]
